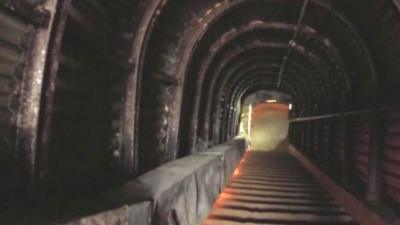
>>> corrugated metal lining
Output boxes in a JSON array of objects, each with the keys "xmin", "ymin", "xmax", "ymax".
[
  {"xmin": 289, "ymin": 115, "xmax": 368, "ymax": 190},
  {"xmin": 0, "ymin": 8, "xmax": 31, "ymax": 176},
  {"xmin": 330, "ymin": 118, "xmax": 343, "ymax": 180},
  {"xmin": 311, "ymin": 121, "xmax": 319, "ymax": 160},
  {"xmin": 289, "ymin": 109, "xmax": 400, "ymax": 219},
  {"xmin": 290, "ymin": 119, "xmax": 343, "ymax": 182},
  {"xmin": 314, "ymin": 119, "xmax": 343, "ymax": 181},
  {"xmin": 383, "ymin": 109, "xmax": 400, "ymax": 208},
  {"xmin": 40, "ymin": 0, "xmax": 134, "ymax": 196},
  {"xmin": 349, "ymin": 115, "xmax": 370, "ymax": 193},
  {"xmin": 319, "ymin": 120, "xmax": 331, "ymax": 172},
  {"xmin": 305, "ymin": 123, "xmax": 311, "ymax": 156}
]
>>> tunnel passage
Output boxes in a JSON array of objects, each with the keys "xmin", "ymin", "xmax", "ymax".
[
  {"xmin": 250, "ymin": 102, "xmax": 289, "ymax": 151},
  {"xmin": 1, "ymin": 0, "xmax": 400, "ymax": 224},
  {"xmin": 240, "ymin": 90, "xmax": 291, "ymax": 150}
]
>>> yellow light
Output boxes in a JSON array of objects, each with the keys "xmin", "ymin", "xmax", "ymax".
[
  {"xmin": 219, "ymin": 193, "xmax": 230, "ymax": 199},
  {"xmin": 233, "ymin": 168, "xmax": 240, "ymax": 176},
  {"xmin": 266, "ymin": 99, "xmax": 277, "ymax": 103}
]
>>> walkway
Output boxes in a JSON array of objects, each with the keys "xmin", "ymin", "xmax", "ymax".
[{"xmin": 203, "ymin": 148, "xmax": 358, "ymax": 225}]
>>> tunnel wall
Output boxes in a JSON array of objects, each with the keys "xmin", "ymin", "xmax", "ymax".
[
  {"xmin": 289, "ymin": 109, "xmax": 400, "ymax": 221},
  {"xmin": 0, "ymin": 0, "xmax": 57, "ymax": 209},
  {"xmin": 0, "ymin": 0, "xmax": 139, "ymax": 208},
  {"xmin": 2, "ymin": 0, "xmax": 400, "ymax": 223}
]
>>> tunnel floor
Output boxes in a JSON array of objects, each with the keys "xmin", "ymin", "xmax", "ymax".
[{"xmin": 202, "ymin": 148, "xmax": 358, "ymax": 225}]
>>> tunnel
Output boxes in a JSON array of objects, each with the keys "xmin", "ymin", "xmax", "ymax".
[{"xmin": 1, "ymin": 0, "xmax": 400, "ymax": 224}]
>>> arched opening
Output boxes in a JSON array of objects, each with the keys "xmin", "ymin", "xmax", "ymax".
[{"xmin": 240, "ymin": 90, "xmax": 292, "ymax": 150}]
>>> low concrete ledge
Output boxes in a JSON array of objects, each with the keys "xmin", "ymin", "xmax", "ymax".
[
  {"xmin": 31, "ymin": 138, "xmax": 247, "ymax": 225},
  {"xmin": 196, "ymin": 138, "xmax": 247, "ymax": 191},
  {"xmin": 110, "ymin": 138, "xmax": 247, "ymax": 225}
]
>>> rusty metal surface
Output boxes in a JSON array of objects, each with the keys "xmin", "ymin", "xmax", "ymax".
[
  {"xmin": 0, "ymin": 0, "xmax": 139, "ymax": 205},
  {"xmin": 348, "ymin": 115, "xmax": 371, "ymax": 193},
  {"xmin": 34, "ymin": 0, "xmax": 137, "ymax": 198},
  {"xmin": 0, "ymin": 0, "xmax": 57, "ymax": 208},
  {"xmin": 0, "ymin": 6, "xmax": 32, "ymax": 206},
  {"xmin": 0, "ymin": 7, "xmax": 29, "ymax": 160},
  {"xmin": 383, "ymin": 109, "xmax": 400, "ymax": 208},
  {"xmin": 289, "ymin": 109, "xmax": 400, "ymax": 222},
  {"xmin": 0, "ymin": 0, "xmax": 51, "ymax": 27},
  {"xmin": 288, "ymin": 145, "xmax": 392, "ymax": 225},
  {"xmin": 203, "ymin": 150, "xmax": 358, "ymax": 225}
]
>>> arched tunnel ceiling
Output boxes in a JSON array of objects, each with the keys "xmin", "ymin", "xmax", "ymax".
[
  {"xmin": 6, "ymin": 0, "xmax": 399, "ymax": 181},
  {"xmin": 130, "ymin": 0, "xmax": 400, "ymax": 173}
]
